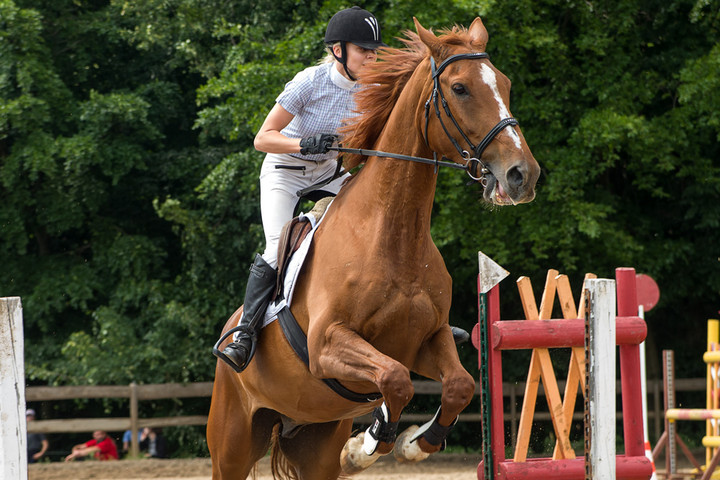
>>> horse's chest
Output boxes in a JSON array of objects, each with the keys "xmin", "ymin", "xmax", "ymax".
[
  {"xmin": 360, "ymin": 280, "xmax": 449, "ymax": 326},
  {"xmin": 344, "ymin": 261, "xmax": 450, "ymax": 313}
]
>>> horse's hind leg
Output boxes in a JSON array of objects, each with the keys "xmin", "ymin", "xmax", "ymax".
[
  {"xmin": 277, "ymin": 419, "xmax": 354, "ymax": 480},
  {"xmin": 208, "ymin": 363, "xmax": 276, "ymax": 479}
]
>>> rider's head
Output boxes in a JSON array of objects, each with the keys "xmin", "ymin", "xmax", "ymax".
[{"xmin": 324, "ymin": 6, "xmax": 385, "ymax": 81}]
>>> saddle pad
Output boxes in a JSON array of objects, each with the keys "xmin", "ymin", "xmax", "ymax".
[{"xmin": 261, "ymin": 205, "xmax": 328, "ymax": 327}]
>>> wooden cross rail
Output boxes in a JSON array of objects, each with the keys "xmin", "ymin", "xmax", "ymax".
[
  {"xmin": 476, "ymin": 266, "xmax": 653, "ymax": 480},
  {"xmin": 513, "ymin": 270, "xmax": 596, "ymax": 462}
]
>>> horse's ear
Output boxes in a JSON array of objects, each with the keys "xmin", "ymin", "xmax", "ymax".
[
  {"xmin": 413, "ymin": 17, "xmax": 442, "ymax": 57},
  {"xmin": 468, "ymin": 17, "xmax": 489, "ymax": 51}
]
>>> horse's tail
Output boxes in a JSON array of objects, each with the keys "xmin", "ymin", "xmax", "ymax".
[{"xmin": 270, "ymin": 423, "xmax": 298, "ymax": 480}]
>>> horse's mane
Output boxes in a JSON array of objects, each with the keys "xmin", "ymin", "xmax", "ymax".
[{"xmin": 340, "ymin": 26, "xmax": 474, "ymax": 169}]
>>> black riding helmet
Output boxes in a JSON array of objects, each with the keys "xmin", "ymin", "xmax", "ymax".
[{"xmin": 324, "ymin": 6, "xmax": 386, "ymax": 81}]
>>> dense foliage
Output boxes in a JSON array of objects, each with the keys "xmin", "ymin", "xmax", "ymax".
[{"xmin": 2, "ymin": 0, "xmax": 719, "ymax": 455}]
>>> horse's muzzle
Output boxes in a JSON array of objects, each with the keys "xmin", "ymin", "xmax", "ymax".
[{"xmin": 484, "ymin": 160, "xmax": 539, "ymax": 205}]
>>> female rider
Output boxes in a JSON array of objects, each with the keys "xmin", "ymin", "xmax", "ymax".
[{"xmin": 215, "ymin": 7, "xmax": 386, "ymax": 372}]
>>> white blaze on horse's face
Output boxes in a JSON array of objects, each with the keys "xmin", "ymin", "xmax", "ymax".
[{"xmin": 479, "ymin": 64, "xmax": 522, "ymax": 151}]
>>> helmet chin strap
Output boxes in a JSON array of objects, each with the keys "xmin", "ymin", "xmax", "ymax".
[{"xmin": 331, "ymin": 41, "xmax": 357, "ymax": 82}]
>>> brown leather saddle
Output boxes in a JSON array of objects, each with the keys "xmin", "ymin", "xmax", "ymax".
[
  {"xmin": 273, "ymin": 196, "xmax": 334, "ymax": 301},
  {"xmin": 273, "ymin": 216, "xmax": 313, "ymax": 301}
]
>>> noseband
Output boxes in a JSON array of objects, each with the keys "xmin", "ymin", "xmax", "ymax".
[{"xmin": 424, "ymin": 52, "xmax": 519, "ymax": 185}]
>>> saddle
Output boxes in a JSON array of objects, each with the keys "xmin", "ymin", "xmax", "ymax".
[{"xmin": 273, "ymin": 196, "xmax": 334, "ymax": 302}]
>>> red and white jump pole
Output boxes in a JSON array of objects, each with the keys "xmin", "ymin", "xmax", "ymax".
[{"xmin": 474, "ymin": 259, "xmax": 653, "ymax": 480}]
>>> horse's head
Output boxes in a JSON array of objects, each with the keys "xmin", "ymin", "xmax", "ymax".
[{"xmin": 415, "ymin": 17, "xmax": 540, "ymax": 205}]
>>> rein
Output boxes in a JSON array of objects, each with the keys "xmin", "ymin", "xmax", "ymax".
[
  {"xmin": 327, "ymin": 146, "xmax": 467, "ymax": 173},
  {"xmin": 297, "ymin": 53, "xmax": 519, "ymax": 197}
]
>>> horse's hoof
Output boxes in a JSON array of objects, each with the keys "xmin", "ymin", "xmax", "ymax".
[
  {"xmin": 340, "ymin": 432, "xmax": 382, "ymax": 475},
  {"xmin": 394, "ymin": 425, "xmax": 431, "ymax": 463}
]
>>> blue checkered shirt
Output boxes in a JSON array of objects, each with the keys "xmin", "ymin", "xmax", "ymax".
[{"xmin": 277, "ymin": 62, "xmax": 359, "ymax": 162}]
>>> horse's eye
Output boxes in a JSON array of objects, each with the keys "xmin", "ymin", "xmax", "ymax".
[{"xmin": 452, "ymin": 83, "xmax": 468, "ymax": 96}]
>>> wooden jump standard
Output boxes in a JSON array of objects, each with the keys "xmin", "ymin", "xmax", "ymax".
[
  {"xmin": 655, "ymin": 319, "xmax": 720, "ymax": 480},
  {"xmin": 473, "ymin": 263, "xmax": 653, "ymax": 480}
]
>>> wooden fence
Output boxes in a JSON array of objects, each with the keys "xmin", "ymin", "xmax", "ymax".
[{"xmin": 26, "ymin": 377, "xmax": 706, "ymax": 454}]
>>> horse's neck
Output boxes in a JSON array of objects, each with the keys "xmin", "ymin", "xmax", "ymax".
[
  {"xmin": 329, "ymin": 64, "xmax": 441, "ymax": 261},
  {"xmin": 343, "ymin": 105, "xmax": 438, "ymax": 253},
  {"xmin": 376, "ymin": 82, "xmax": 436, "ymax": 204}
]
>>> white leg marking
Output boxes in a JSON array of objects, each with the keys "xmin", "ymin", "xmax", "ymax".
[{"xmin": 340, "ymin": 431, "xmax": 382, "ymax": 475}]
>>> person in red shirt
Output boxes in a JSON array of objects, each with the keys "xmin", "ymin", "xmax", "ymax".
[{"xmin": 65, "ymin": 430, "xmax": 118, "ymax": 461}]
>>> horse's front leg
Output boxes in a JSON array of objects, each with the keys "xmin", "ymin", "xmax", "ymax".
[
  {"xmin": 307, "ymin": 323, "xmax": 413, "ymax": 473},
  {"xmin": 395, "ymin": 324, "xmax": 476, "ymax": 462}
]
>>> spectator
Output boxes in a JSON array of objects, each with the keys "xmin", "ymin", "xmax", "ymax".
[
  {"xmin": 139, "ymin": 427, "xmax": 168, "ymax": 459},
  {"xmin": 122, "ymin": 429, "xmax": 142, "ymax": 456},
  {"xmin": 64, "ymin": 430, "xmax": 118, "ymax": 461},
  {"xmin": 26, "ymin": 409, "xmax": 49, "ymax": 463}
]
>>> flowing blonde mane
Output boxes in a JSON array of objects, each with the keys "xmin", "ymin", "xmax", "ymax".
[{"xmin": 340, "ymin": 26, "xmax": 475, "ymax": 169}]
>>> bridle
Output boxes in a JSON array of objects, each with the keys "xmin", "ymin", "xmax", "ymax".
[
  {"xmin": 423, "ymin": 52, "xmax": 519, "ymax": 185},
  {"xmin": 302, "ymin": 51, "xmax": 519, "ymax": 197}
]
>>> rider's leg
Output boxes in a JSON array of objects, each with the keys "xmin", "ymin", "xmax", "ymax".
[
  {"xmin": 451, "ymin": 326, "xmax": 470, "ymax": 344},
  {"xmin": 220, "ymin": 253, "xmax": 278, "ymax": 371},
  {"xmin": 215, "ymin": 158, "xmax": 302, "ymax": 371}
]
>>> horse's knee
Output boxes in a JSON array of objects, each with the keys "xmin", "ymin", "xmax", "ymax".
[
  {"xmin": 377, "ymin": 364, "xmax": 414, "ymax": 407},
  {"xmin": 443, "ymin": 372, "xmax": 475, "ymax": 412}
]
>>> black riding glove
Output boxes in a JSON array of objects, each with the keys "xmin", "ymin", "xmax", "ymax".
[{"xmin": 299, "ymin": 134, "xmax": 338, "ymax": 155}]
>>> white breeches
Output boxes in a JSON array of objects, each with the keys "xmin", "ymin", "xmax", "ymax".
[{"xmin": 259, "ymin": 153, "xmax": 350, "ymax": 268}]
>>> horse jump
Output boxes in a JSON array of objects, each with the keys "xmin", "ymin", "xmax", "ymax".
[
  {"xmin": 657, "ymin": 318, "xmax": 720, "ymax": 480},
  {"xmin": 474, "ymin": 265, "xmax": 653, "ymax": 479},
  {"xmin": 0, "ymin": 297, "xmax": 27, "ymax": 478}
]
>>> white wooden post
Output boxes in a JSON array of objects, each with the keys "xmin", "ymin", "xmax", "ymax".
[
  {"xmin": 1, "ymin": 297, "xmax": 27, "ymax": 479},
  {"xmin": 585, "ymin": 279, "xmax": 616, "ymax": 480}
]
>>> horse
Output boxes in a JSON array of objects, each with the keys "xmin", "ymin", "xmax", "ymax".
[{"xmin": 208, "ymin": 16, "xmax": 540, "ymax": 480}]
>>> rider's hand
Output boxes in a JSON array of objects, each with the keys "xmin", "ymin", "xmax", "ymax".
[{"xmin": 299, "ymin": 133, "xmax": 338, "ymax": 155}]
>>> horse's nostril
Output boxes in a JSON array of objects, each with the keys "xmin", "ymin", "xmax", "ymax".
[{"xmin": 507, "ymin": 165, "xmax": 524, "ymax": 188}]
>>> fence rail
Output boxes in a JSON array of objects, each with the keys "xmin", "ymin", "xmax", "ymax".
[{"xmin": 26, "ymin": 377, "xmax": 706, "ymax": 448}]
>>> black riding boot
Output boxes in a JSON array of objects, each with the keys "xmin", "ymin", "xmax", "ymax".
[
  {"xmin": 451, "ymin": 326, "xmax": 470, "ymax": 345},
  {"xmin": 218, "ymin": 254, "xmax": 277, "ymax": 372}
]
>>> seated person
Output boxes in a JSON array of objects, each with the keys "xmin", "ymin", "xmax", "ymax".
[
  {"xmin": 122, "ymin": 429, "xmax": 142, "ymax": 456},
  {"xmin": 140, "ymin": 427, "xmax": 168, "ymax": 459},
  {"xmin": 64, "ymin": 430, "xmax": 118, "ymax": 461},
  {"xmin": 26, "ymin": 409, "xmax": 49, "ymax": 463}
]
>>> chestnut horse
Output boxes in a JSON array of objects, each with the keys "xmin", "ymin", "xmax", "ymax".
[{"xmin": 208, "ymin": 17, "xmax": 540, "ymax": 479}]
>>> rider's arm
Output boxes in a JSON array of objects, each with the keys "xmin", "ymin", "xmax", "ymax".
[{"xmin": 254, "ymin": 103, "xmax": 303, "ymax": 154}]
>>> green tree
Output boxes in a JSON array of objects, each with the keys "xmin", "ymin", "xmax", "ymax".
[{"xmin": 2, "ymin": 0, "xmax": 720, "ymax": 455}]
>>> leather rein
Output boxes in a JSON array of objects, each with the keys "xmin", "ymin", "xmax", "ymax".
[{"xmin": 330, "ymin": 52, "xmax": 519, "ymax": 188}]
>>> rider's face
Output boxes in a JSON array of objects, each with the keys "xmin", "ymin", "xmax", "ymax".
[{"xmin": 334, "ymin": 42, "xmax": 377, "ymax": 79}]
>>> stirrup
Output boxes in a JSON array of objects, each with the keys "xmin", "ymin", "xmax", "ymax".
[{"xmin": 212, "ymin": 326, "xmax": 258, "ymax": 373}]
